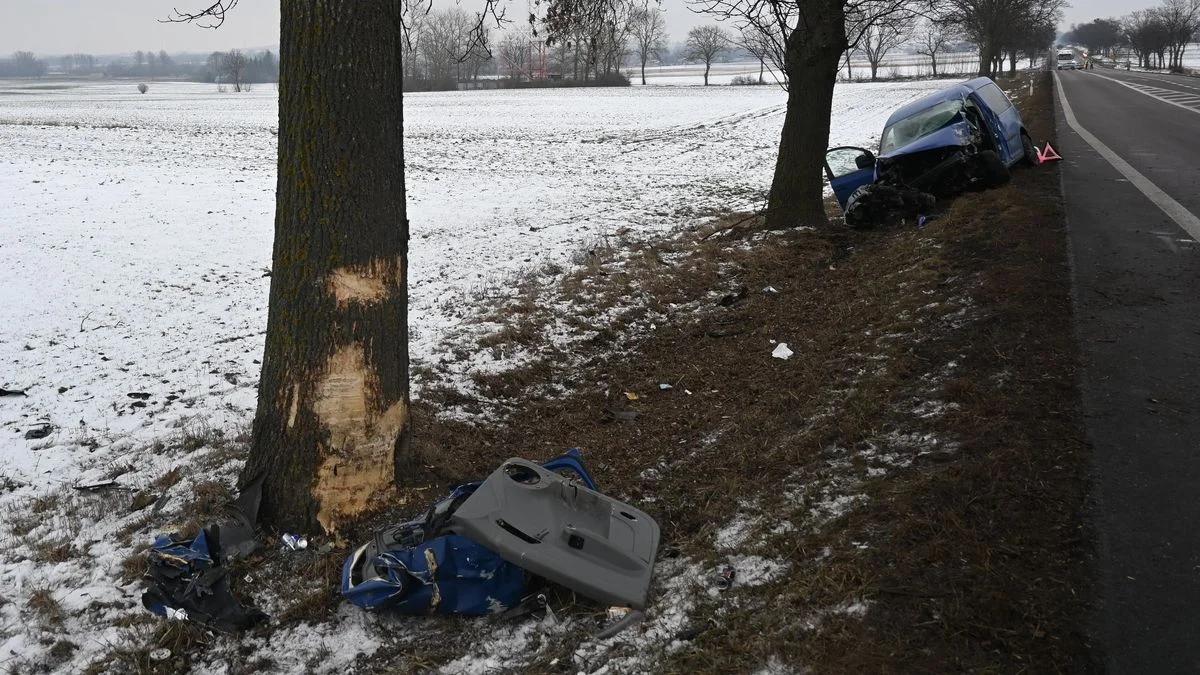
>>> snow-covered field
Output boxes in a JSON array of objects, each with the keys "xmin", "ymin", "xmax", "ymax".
[
  {"xmin": 0, "ymin": 77, "xmax": 952, "ymax": 671},
  {"xmin": 639, "ymin": 52, "xmax": 982, "ymax": 86}
]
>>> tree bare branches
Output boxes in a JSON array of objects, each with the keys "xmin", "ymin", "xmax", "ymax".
[
  {"xmin": 631, "ymin": 2, "xmax": 669, "ymax": 85},
  {"xmin": 684, "ymin": 24, "xmax": 732, "ymax": 85},
  {"xmin": 162, "ymin": 0, "xmax": 239, "ymax": 28}
]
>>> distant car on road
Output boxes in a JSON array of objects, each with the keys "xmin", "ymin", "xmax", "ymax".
[
  {"xmin": 823, "ymin": 76, "xmax": 1037, "ymax": 225},
  {"xmin": 1057, "ymin": 50, "xmax": 1079, "ymax": 70}
]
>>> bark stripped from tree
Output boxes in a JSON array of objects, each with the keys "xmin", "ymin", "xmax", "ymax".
[{"xmin": 243, "ymin": 0, "xmax": 410, "ymax": 534}]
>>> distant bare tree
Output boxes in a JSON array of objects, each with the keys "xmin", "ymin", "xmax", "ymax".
[
  {"xmin": 739, "ymin": 26, "xmax": 776, "ymax": 82},
  {"xmin": 856, "ymin": 2, "xmax": 915, "ymax": 80},
  {"xmin": 914, "ymin": 20, "xmax": 954, "ymax": 75},
  {"xmin": 135, "ymin": 50, "xmax": 146, "ymax": 68},
  {"xmin": 630, "ymin": 2, "xmax": 668, "ymax": 84},
  {"xmin": 224, "ymin": 49, "xmax": 248, "ymax": 91},
  {"xmin": 158, "ymin": 50, "xmax": 173, "ymax": 74},
  {"xmin": 146, "ymin": 50, "xmax": 159, "ymax": 75},
  {"xmin": 10, "ymin": 51, "xmax": 46, "ymax": 78},
  {"xmin": 1159, "ymin": 0, "xmax": 1200, "ymax": 68},
  {"xmin": 684, "ymin": 24, "xmax": 731, "ymax": 85}
]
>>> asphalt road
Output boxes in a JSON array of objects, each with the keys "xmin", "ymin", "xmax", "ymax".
[{"xmin": 1054, "ymin": 67, "xmax": 1200, "ymax": 673}]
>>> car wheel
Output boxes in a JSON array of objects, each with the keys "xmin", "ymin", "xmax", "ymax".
[
  {"xmin": 1020, "ymin": 132, "xmax": 1038, "ymax": 167},
  {"xmin": 976, "ymin": 150, "xmax": 1010, "ymax": 187}
]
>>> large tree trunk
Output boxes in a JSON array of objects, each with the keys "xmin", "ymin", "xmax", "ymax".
[
  {"xmin": 764, "ymin": 1, "xmax": 845, "ymax": 230},
  {"xmin": 243, "ymin": 0, "xmax": 410, "ymax": 534},
  {"xmin": 640, "ymin": 56, "xmax": 647, "ymax": 85},
  {"xmin": 978, "ymin": 41, "xmax": 996, "ymax": 77},
  {"xmin": 703, "ymin": 61, "xmax": 710, "ymax": 85}
]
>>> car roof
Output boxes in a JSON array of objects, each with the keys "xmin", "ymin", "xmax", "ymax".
[{"xmin": 884, "ymin": 77, "xmax": 995, "ymax": 128}]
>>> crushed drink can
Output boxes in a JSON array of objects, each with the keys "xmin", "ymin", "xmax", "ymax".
[
  {"xmin": 165, "ymin": 607, "xmax": 188, "ymax": 621},
  {"xmin": 281, "ymin": 533, "xmax": 308, "ymax": 551}
]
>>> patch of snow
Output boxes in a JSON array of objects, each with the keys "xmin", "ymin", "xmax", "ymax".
[
  {"xmin": 714, "ymin": 514, "xmax": 762, "ymax": 550},
  {"xmin": 725, "ymin": 554, "xmax": 791, "ymax": 588}
]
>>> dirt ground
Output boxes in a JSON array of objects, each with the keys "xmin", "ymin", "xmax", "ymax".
[{"xmin": 112, "ymin": 71, "xmax": 1093, "ymax": 673}]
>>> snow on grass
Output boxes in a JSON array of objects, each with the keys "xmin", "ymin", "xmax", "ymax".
[{"xmin": 0, "ymin": 77, "xmax": 954, "ymax": 670}]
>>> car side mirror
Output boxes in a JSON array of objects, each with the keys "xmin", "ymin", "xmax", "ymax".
[{"xmin": 855, "ymin": 151, "xmax": 876, "ymax": 170}]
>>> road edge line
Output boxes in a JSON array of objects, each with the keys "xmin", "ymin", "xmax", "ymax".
[{"xmin": 1054, "ymin": 71, "xmax": 1200, "ymax": 243}]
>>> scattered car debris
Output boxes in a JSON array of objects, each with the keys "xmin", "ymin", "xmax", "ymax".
[
  {"xmin": 715, "ymin": 564, "xmax": 736, "ymax": 591},
  {"xmin": 602, "ymin": 407, "xmax": 641, "ymax": 423},
  {"xmin": 129, "ymin": 491, "xmax": 159, "ymax": 512},
  {"xmin": 718, "ymin": 286, "xmax": 749, "ymax": 307},
  {"xmin": 342, "ymin": 450, "xmax": 660, "ymax": 634},
  {"xmin": 141, "ymin": 525, "xmax": 268, "ymax": 632},
  {"xmin": 624, "ymin": 391, "xmax": 639, "ymax": 401},
  {"xmin": 762, "ymin": 286, "xmax": 778, "ymax": 294},
  {"xmin": 0, "ymin": 387, "xmax": 27, "ymax": 397},
  {"xmin": 24, "ymin": 424, "xmax": 53, "ymax": 440},
  {"xmin": 281, "ymin": 533, "xmax": 308, "ymax": 551},
  {"xmin": 73, "ymin": 479, "xmax": 119, "ymax": 491},
  {"xmin": 149, "ymin": 648, "xmax": 171, "ymax": 662},
  {"xmin": 845, "ymin": 184, "xmax": 935, "ymax": 230},
  {"xmin": 126, "ymin": 392, "xmax": 152, "ymax": 400},
  {"xmin": 597, "ymin": 608, "xmax": 646, "ymax": 639},
  {"xmin": 658, "ymin": 383, "xmax": 673, "ymax": 391},
  {"xmin": 141, "ymin": 475, "xmax": 267, "ymax": 630},
  {"xmin": 772, "ymin": 343, "xmax": 794, "ymax": 360}
]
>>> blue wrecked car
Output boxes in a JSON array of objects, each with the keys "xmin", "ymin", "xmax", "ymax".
[{"xmin": 824, "ymin": 77, "xmax": 1038, "ymax": 227}]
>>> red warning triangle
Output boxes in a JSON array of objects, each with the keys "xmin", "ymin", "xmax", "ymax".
[{"xmin": 1038, "ymin": 142, "xmax": 1062, "ymax": 162}]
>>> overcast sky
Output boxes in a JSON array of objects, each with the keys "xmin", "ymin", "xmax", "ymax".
[{"xmin": 0, "ymin": 0, "xmax": 1162, "ymax": 57}]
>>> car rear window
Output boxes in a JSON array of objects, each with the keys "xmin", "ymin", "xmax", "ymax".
[{"xmin": 977, "ymin": 83, "xmax": 1013, "ymax": 113}]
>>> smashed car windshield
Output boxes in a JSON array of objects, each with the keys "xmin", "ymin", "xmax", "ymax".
[{"xmin": 880, "ymin": 99, "xmax": 965, "ymax": 153}]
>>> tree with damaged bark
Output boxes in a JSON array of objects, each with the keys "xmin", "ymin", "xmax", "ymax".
[
  {"xmin": 684, "ymin": 25, "xmax": 732, "ymax": 85},
  {"xmin": 690, "ymin": 0, "xmax": 917, "ymax": 229},
  {"xmin": 173, "ymin": 0, "xmax": 411, "ymax": 534},
  {"xmin": 248, "ymin": 2, "xmax": 410, "ymax": 534}
]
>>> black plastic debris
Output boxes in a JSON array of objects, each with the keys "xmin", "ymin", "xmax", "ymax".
[
  {"xmin": 24, "ymin": 424, "xmax": 52, "ymax": 440},
  {"xmin": 715, "ymin": 564, "xmax": 736, "ymax": 591},
  {"xmin": 845, "ymin": 183, "xmax": 936, "ymax": 229},
  {"xmin": 602, "ymin": 408, "xmax": 641, "ymax": 423},
  {"xmin": 73, "ymin": 479, "xmax": 119, "ymax": 492},
  {"xmin": 141, "ymin": 524, "xmax": 267, "ymax": 633},
  {"xmin": 141, "ymin": 474, "xmax": 267, "ymax": 630},
  {"xmin": 0, "ymin": 387, "xmax": 27, "ymax": 397}
]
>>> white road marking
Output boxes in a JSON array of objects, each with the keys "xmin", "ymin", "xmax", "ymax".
[
  {"xmin": 1122, "ymin": 73, "xmax": 1200, "ymax": 92},
  {"xmin": 1088, "ymin": 71, "xmax": 1200, "ymax": 114},
  {"xmin": 1055, "ymin": 71, "xmax": 1200, "ymax": 244}
]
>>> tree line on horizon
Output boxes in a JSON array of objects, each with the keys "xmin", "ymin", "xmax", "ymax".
[
  {"xmin": 0, "ymin": 48, "xmax": 279, "ymax": 86},
  {"xmin": 1064, "ymin": 0, "xmax": 1199, "ymax": 71}
]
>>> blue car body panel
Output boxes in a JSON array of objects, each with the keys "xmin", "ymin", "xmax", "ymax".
[{"xmin": 829, "ymin": 166, "xmax": 876, "ymax": 207}]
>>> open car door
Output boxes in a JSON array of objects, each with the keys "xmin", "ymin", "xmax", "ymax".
[{"xmin": 825, "ymin": 147, "xmax": 877, "ymax": 209}]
